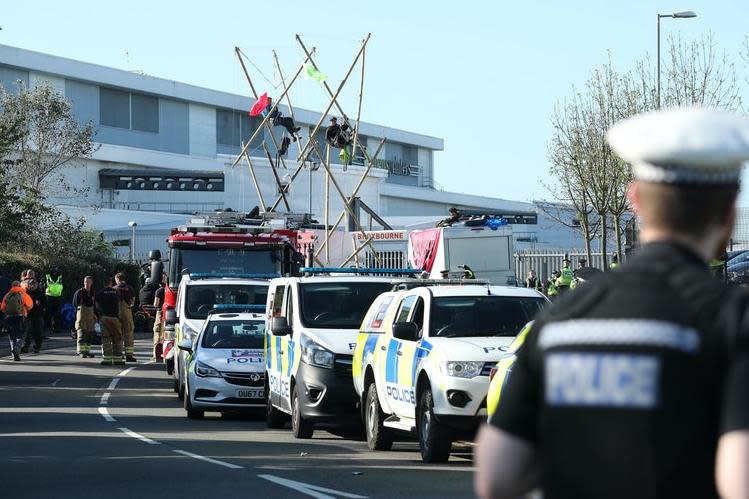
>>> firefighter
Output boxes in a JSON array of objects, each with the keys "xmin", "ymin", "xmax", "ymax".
[
  {"xmin": 475, "ymin": 107, "xmax": 749, "ymax": 499},
  {"xmin": 96, "ymin": 276, "xmax": 124, "ymax": 366},
  {"xmin": 114, "ymin": 273, "xmax": 136, "ymax": 362},
  {"xmin": 72, "ymin": 276, "xmax": 96, "ymax": 358},
  {"xmin": 152, "ymin": 275, "xmax": 166, "ymax": 361}
]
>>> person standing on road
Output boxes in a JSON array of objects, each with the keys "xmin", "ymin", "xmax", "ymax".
[
  {"xmin": 1, "ymin": 281, "xmax": 33, "ymax": 361},
  {"xmin": 44, "ymin": 268, "xmax": 63, "ymax": 335},
  {"xmin": 610, "ymin": 254, "xmax": 620, "ymax": 269},
  {"xmin": 152, "ymin": 275, "xmax": 166, "ymax": 361},
  {"xmin": 115, "ymin": 273, "xmax": 136, "ymax": 363},
  {"xmin": 474, "ymin": 107, "xmax": 749, "ymax": 499},
  {"xmin": 545, "ymin": 270, "xmax": 559, "ymax": 298},
  {"xmin": 554, "ymin": 259, "xmax": 574, "ymax": 295},
  {"xmin": 524, "ymin": 270, "xmax": 543, "ymax": 292},
  {"xmin": 72, "ymin": 276, "xmax": 96, "ymax": 358},
  {"xmin": 96, "ymin": 276, "xmax": 124, "ymax": 366},
  {"xmin": 20, "ymin": 278, "xmax": 45, "ymax": 354}
]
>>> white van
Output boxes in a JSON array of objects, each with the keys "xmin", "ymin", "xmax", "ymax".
[
  {"xmin": 264, "ymin": 273, "xmax": 396, "ymax": 438},
  {"xmin": 173, "ymin": 274, "xmax": 269, "ymax": 400}
]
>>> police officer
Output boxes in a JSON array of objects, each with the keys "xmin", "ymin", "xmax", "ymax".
[
  {"xmin": 96, "ymin": 276, "xmax": 124, "ymax": 366},
  {"xmin": 555, "ymin": 259, "xmax": 574, "ymax": 295},
  {"xmin": 475, "ymin": 108, "xmax": 749, "ymax": 499},
  {"xmin": 545, "ymin": 270, "xmax": 559, "ymax": 298}
]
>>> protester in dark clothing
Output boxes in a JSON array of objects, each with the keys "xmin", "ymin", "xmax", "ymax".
[
  {"xmin": 21, "ymin": 279, "xmax": 46, "ymax": 353},
  {"xmin": 264, "ymin": 98, "xmax": 301, "ymax": 138},
  {"xmin": 325, "ymin": 117, "xmax": 351, "ymax": 148}
]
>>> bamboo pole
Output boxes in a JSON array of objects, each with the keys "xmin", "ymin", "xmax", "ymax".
[
  {"xmin": 262, "ymin": 143, "xmax": 290, "ymax": 212},
  {"xmin": 243, "ymin": 151, "xmax": 267, "ymax": 211},
  {"xmin": 272, "ymin": 50, "xmax": 296, "ymax": 124},
  {"xmin": 325, "ymin": 144, "xmax": 330, "ymax": 264},
  {"xmin": 295, "ymin": 34, "xmax": 373, "ymax": 166},
  {"xmin": 230, "ymin": 48, "xmax": 313, "ymax": 169},
  {"xmin": 341, "ymin": 236, "xmax": 372, "ymax": 267},
  {"xmin": 295, "ymin": 34, "xmax": 371, "ymax": 165},
  {"xmin": 348, "ymin": 46, "xmax": 366, "ymax": 171},
  {"xmin": 269, "ymin": 162, "xmax": 304, "ymax": 212},
  {"xmin": 309, "ymin": 140, "xmax": 381, "ymax": 265},
  {"xmin": 313, "ymin": 138, "xmax": 386, "ymax": 259},
  {"xmin": 234, "ymin": 47, "xmax": 294, "ymax": 172}
]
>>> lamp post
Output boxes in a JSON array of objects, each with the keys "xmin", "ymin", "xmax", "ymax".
[
  {"xmin": 657, "ymin": 10, "xmax": 696, "ymax": 109},
  {"xmin": 128, "ymin": 221, "xmax": 137, "ymax": 262}
]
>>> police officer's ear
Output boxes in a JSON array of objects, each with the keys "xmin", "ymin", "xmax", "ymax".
[{"xmin": 627, "ymin": 182, "xmax": 641, "ymax": 215}]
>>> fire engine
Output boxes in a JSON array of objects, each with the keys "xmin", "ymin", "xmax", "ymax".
[{"xmin": 154, "ymin": 210, "xmax": 316, "ymax": 372}]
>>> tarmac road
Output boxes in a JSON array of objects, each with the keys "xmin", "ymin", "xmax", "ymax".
[{"xmin": 0, "ymin": 334, "xmax": 475, "ymax": 499}]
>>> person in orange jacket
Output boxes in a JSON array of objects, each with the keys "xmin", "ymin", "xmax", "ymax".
[{"xmin": 2, "ymin": 281, "xmax": 34, "ymax": 361}]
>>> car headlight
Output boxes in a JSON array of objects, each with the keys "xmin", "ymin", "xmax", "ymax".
[
  {"xmin": 300, "ymin": 335, "xmax": 334, "ymax": 369},
  {"xmin": 195, "ymin": 361, "xmax": 221, "ymax": 378},
  {"xmin": 182, "ymin": 324, "xmax": 198, "ymax": 341},
  {"xmin": 443, "ymin": 361, "xmax": 484, "ymax": 379}
]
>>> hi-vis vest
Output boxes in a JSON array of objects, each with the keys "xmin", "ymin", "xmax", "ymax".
[
  {"xmin": 46, "ymin": 274, "xmax": 63, "ymax": 297},
  {"xmin": 557, "ymin": 267, "xmax": 574, "ymax": 287}
]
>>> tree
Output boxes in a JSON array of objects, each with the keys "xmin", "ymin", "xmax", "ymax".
[{"xmin": 1, "ymin": 83, "xmax": 97, "ymax": 194}]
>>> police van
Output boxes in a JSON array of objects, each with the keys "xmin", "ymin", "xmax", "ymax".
[
  {"xmin": 264, "ymin": 268, "xmax": 413, "ymax": 438},
  {"xmin": 171, "ymin": 273, "xmax": 270, "ymax": 401},
  {"xmin": 352, "ymin": 281, "xmax": 547, "ymax": 462}
]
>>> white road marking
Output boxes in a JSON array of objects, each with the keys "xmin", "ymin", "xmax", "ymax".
[
  {"xmin": 107, "ymin": 378, "xmax": 120, "ymax": 390},
  {"xmin": 98, "ymin": 407, "xmax": 116, "ymax": 422},
  {"xmin": 173, "ymin": 449, "xmax": 243, "ymax": 470},
  {"xmin": 100, "ymin": 393, "xmax": 110, "ymax": 405},
  {"xmin": 118, "ymin": 427, "xmax": 160, "ymax": 445},
  {"xmin": 51, "ymin": 379, "xmax": 61, "ymax": 387},
  {"xmin": 117, "ymin": 367, "xmax": 135, "ymax": 377},
  {"xmin": 258, "ymin": 474, "xmax": 368, "ymax": 499},
  {"xmin": 145, "ymin": 360, "xmax": 155, "ymax": 365}
]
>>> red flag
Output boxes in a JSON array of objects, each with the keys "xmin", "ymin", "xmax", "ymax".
[{"xmin": 249, "ymin": 92, "xmax": 269, "ymax": 117}]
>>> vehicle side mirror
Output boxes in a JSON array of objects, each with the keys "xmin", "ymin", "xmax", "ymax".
[
  {"xmin": 271, "ymin": 316, "xmax": 292, "ymax": 336},
  {"xmin": 392, "ymin": 322, "xmax": 419, "ymax": 341},
  {"xmin": 165, "ymin": 308, "xmax": 177, "ymax": 326},
  {"xmin": 177, "ymin": 338, "xmax": 193, "ymax": 353}
]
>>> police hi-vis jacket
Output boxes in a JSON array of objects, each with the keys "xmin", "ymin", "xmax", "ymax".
[{"xmin": 352, "ymin": 285, "xmax": 547, "ymax": 431}]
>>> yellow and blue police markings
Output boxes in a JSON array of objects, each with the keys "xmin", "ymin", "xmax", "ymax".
[
  {"xmin": 380, "ymin": 338, "xmax": 433, "ymax": 406},
  {"xmin": 266, "ymin": 332, "xmax": 301, "ymax": 405},
  {"xmin": 486, "ymin": 323, "xmax": 533, "ymax": 418}
]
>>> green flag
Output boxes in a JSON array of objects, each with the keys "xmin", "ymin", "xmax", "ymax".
[{"xmin": 304, "ymin": 63, "xmax": 327, "ymax": 83}]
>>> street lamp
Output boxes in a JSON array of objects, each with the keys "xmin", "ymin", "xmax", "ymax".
[
  {"xmin": 657, "ymin": 10, "xmax": 697, "ymax": 108},
  {"xmin": 128, "ymin": 221, "xmax": 138, "ymax": 262}
]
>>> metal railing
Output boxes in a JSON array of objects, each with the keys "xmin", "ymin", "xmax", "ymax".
[
  {"xmin": 109, "ymin": 201, "xmax": 224, "ymax": 214},
  {"xmin": 515, "ymin": 249, "xmax": 617, "ymax": 282}
]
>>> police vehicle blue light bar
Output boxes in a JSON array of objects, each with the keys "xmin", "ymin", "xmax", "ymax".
[
  {"xmin": 189, "ymin": 272, "xmax": 280, "ymax": 280},
  {"xmin": 209, "ymin": 304, "xmax": 266, "ymax": 312},
  {"xmin": 300, "ymin": 267, "xmax": 422, "ymax": 275}
]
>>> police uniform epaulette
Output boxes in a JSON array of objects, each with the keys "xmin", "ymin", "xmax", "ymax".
[{"xmin": 607, "ymin": 107, "xmax": 749, "ymax": 184}]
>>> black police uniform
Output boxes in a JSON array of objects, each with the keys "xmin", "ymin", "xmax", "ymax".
[{"xmin": 489, "ymin": 241, "xmax": 749, "ymax": 499}]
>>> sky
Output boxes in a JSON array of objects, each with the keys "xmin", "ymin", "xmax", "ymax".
[{"xmin": 3, "ymin": 0, "xmax": 749, "ymax": 203}]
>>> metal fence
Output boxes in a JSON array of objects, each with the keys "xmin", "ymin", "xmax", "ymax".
[{"xmin": 515, "ymin": 249, "xmax": 617, "ymax": 283}]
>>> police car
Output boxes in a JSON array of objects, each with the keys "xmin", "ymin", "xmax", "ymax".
[
  {"xmin": 178, "ymin": 308, "xmax": 267, "ymax": 419},
  {"xmin": 172, "ymin": 273, "xmax": 269, "ymax": 402},
  {"xmin": 264, "ymin": 268, "xmax": 414, "ymax": 438},
  {"xmin": 352, "ymin": 281, "xmax": 547, "ymax": 462}
]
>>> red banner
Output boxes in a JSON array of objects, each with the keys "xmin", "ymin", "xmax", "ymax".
[{"xmin": 408, "ymin": 228, "xmax": 442, "ymax": 272}]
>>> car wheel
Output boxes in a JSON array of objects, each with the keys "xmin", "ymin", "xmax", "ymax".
[
  {"xmin": 291, "ymin": 386, "xmax": 314, "ymax": 439},
  {"xmin": 166, "ymin": 358, "xmax": 174, "ymax": 376},
  {"xmin": 417, "ymin": 388, "xmax": 452, "ymax": 463},
  {"xmin": 365, "ymin": 383, "xmax": 393, "ymax": 451},
  {"xmin": 265, "ymin": 383, "xmax": 286, "ymax": 429},
  {"xmin": 184, "ymin": 380, "xmax": 203, "ymax": 420}
]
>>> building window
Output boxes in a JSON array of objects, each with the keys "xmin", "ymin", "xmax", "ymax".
[
  {"xmin": 100, "ymin": 87, "xmax": 159, "ymax": 132},
  {"xmin": 216, "ymin": 109, "xmax": 240, "ymax": 146},
  {"xmin": 100, "ymin": 87, "xmax": 130, "ymax": 129},
  {"xmin": 131, "ymin": 93, "xmax": 159, "ymax": 132}
]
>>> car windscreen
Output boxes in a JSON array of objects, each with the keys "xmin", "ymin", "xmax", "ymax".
[
  {"xmin": 201, "ymin": 320, "xmax": 265, "ymax": 349},
  {"xmin": 169, "ymin": 247, "xmax": 280, "ymax": 287},
  {"xmin": 429, "ymin": 296, "xmax": 546, "ymax": 338},
  {"xmin": 299, "ymin": 282, "xmax": 393, "ymax": 329},
  {"xmin": 186, "ymin": 284, "xmax": 268, "ymax": 320}
]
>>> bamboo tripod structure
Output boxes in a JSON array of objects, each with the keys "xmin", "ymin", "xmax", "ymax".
[{"xmin": 232, "ymin": 34, "xmax": 385, "ymax": 267}]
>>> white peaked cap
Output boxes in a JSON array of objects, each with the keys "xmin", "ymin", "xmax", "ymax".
[{"xmin": 607, "ymin": 107, "xmax": 749, "ymax": 184}]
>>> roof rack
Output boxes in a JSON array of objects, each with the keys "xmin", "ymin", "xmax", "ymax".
[
  {"xmin": 300, "ymin": 267, "xmax": 422, "ymax": 276},
  {"xmin": 390, "ymin": 278, "xmax": 490, "ymax": 290},
  {"xmin": 188, "ymin": 272, "xmax": 280, "ymax": 280},
  {"xmin": 208, "ymin": 304, "xmax": 266, "ymax": 314}
]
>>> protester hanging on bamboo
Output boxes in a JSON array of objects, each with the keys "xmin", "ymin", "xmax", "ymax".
[
  {"xmin": 249, "ymin": 93, "xmax": 301, "ymax": 139},
  {"xmin": 326, "ymin": 117, "xmax": 353, "ymax": 163}
]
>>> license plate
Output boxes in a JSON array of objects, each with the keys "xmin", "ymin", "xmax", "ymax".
[{"xmin": 236, "ymin": 388, "xmax": 264, "ymax": 398}]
